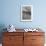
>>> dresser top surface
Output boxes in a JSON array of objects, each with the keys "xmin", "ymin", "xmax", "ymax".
[{"xmin": 3, "ymin": 29, "xmax": 45, "ymax": 33}]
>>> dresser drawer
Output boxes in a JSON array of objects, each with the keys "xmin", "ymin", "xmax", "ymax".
[
  {"xmin": 24, "ymin": 32, "xmax": 44, "ymax": 36},
  {"xmin": 3, "ymin": 43, "xmax": 23, "ymax": 46},
  {"xmin": 3, "ymin": 35, "xmax": 23, "ymax": 44},
  {"xmin": 3, "ymin": 36, "xmax": 23, "ymax": 46},
  {"xmin": 3, "ymin": 32, "xmax": 23, "ymax": 36},
  {"xmin": 32, "ymin": 36, "xmax": 45, "ymax": 44}
]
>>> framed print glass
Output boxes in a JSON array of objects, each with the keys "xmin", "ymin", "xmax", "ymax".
[{"xmin": 21, "ymin": 5, "xmax": 33, "ymax": 21}]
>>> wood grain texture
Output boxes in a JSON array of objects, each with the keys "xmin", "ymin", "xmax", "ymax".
[
  {"xmin": 24, "ymin": 32, "xmax": 45, "ymax": 46},
  {"xmin": 2, "ymin": 31, "xmax": 45, "ymax": 46},
  {"xmin": 2, "ymin": 32, "xmax": 24, "ymax": 46}
]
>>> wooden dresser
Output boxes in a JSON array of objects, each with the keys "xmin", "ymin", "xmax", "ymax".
[{"xmin": 2, "ymin": 30, "xmax": 45, "ymax": 46}]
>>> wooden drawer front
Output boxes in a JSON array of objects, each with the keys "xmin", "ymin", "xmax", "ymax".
[
  {"xmin": 3, "ymin": 43, "xmax": 23, "ymax": 46},
  {"xmin": 24, "ymin": 36, "xmax": 32, "ymax": 46},
  {"xmin": 32, "ymin": 36, "xmax": 45, "ymax": 44},
  {"xmin": 24, "ymin": 32, "xmax": 44, "ymax": 36},
  {"xmin": 3, "ymin": 32, "xmax": 23, "ymax": 36},
  {"xmin": 3, "ymin": 36, "xmax": 23, "ymax": 44}
]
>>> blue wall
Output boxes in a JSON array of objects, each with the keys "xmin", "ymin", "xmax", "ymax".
[{"xmin": 0, "ymin": 0, "xmax": 46, "ymax": 31}]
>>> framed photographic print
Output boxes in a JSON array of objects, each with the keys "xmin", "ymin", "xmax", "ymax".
[{"xmin": 21, "ymin": 5, "xmax": 33, "ymax": 21}]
